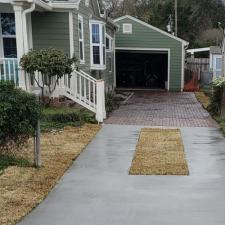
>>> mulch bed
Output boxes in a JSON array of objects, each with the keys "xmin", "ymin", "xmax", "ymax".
[
  {"xmin": 129, "ymin": 128, "xmax": 189, "ymax": 175},
  {"xmin": 0, "ymin": 124, "xmax": 101, "ymax": 225}
]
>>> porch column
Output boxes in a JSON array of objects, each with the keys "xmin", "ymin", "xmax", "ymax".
[{"xmin": 13, "ymin": 4, "xmax": 26, "ymax": 90}]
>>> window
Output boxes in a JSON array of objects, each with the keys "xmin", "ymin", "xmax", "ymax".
[
  {"xmin": 106, "ymin": 34, "xmax": 113, "ymax": 52},
  {"xmin": 90, "ymin": 21, "xmax": 106, "ymax": 70},
  {"xmin": 123, "ymin": 23, "xmax": 132, "ymax": 34},
  {"xmin": 78, "ymin": 15, "xmax": 85, "ymax": 63},
  {"xmin": 0, "ymin": 13, "xmax": 17, "ymax": 58}
]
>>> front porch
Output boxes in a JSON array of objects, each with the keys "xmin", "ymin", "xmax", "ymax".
[
  {"xmin": 0, "ymin": 1, "xmax": 38, "ymax": 89},
  {"xmin": 0, "ymin": 0, "xmax": 106, "ymax": 123},
  {"xmin": 0, "ymin": 0, "xmax": 79, "ymax": 90}
]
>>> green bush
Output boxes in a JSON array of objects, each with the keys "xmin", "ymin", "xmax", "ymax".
[
  {"xmin": 0, "ymin": 82, "xmax": 41, "ymax": 152},
  {"xmin": 208, "ymin": 78, "xmax": 225, "ymax": 116},
  {"xmin": 105, "ymin": 92, "xmax": 122, "ymax": 114},
  {"xmin": 41, "ymin": 107, "xmax": 96, "ymax": 131}
]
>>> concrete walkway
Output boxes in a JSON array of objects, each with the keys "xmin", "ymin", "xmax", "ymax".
[{"xmin": 18, "ymin": 125, "xmax": 225, "ymax": 225}]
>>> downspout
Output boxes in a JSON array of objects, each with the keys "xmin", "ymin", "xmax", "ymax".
[
  {"xmin": 22, "ymin": 2, "xmax": 35, "ymax": 53},
  {"xmin": 22, "ymin": 2, "xmax": 35, "ymax": 91}
]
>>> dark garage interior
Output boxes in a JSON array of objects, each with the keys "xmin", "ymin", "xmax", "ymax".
[{"xmin": 116, "ymin": 51, "xmax": 168, "ymax": 89}]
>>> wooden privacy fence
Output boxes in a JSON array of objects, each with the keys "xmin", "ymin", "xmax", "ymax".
[{"xmin": 184, "ymin": 58, "xmax": 210, "ymax": 91}]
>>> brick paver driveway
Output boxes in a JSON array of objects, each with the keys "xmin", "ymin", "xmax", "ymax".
[{"xmin": 105, "ymin": 91, "xmax": 218, "ymax": 127}]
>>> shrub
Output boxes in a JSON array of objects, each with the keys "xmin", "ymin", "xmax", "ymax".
[
  {"xmin": 105, "ymin": 92, "xmax": 122, "ymax": 114},
  {"xmin": 208, "ymin": 78, "xmax": 225, "ymax": 116},
  {"xmin": 0, "ymin": 82, "xmax": 41, "ymax": 152},
  {"xmin": 41, "ymin": 107, "xmax": 96, "ymax": 131},
  {"xmin": 0, "ymin": 154, "xmax": 31, "ymax": 174}
]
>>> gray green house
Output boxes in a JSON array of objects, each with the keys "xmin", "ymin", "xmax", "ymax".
[
  {"xmin": 0, "ymin": 1, "xmax": 188, "ymax": 120},
  {"xmin": 0, "ymin": 0, "xmax": 117, "ymax": 91},
  {"xmin": 114, "ymin": 15, "xmax": 189, "ymax": 91}
]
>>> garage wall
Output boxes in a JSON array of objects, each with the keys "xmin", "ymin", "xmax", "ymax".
[{"xmin": 115, "ymin": 17, "xmax": 183, "ymax": 91}]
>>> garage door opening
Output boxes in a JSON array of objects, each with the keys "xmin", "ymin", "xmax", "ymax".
[{"xmin": 116, "ymin": 50, "xmax": 169, "ymax": 89}]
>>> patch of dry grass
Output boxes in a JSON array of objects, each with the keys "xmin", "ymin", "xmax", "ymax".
[
  {"xmin": 195, "ymin": 91, "xmax": 210, "ymax": 109},
  {"xmin": 129, "ymin": 128, "xmax": 189, "ymax": 175},
  {"xmin": 0, "ymin": 124, "xmax": 101, "ymax": 225}
]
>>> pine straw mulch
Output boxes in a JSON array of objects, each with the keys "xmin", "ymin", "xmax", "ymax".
[
  {"xmin": 195, "ymin": 91, "xmax": 210, "ymax": 109},
  {"xmin": 129, "ymin": 128, "xmax": 189, "ymax": 175},
  {"xmin": 0, "ymin": 124, "xmax": 101, "ymax": 225}
]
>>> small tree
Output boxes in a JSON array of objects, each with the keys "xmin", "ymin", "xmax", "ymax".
[{"xmin": 20, "ymin": 48, "xmax": 77, "ymax": 102}]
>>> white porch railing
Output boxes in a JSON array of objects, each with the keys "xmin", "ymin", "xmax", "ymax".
[
  {"xmin": 0, "ymin": 58, "xmax": 19, "ymax": 85},
  {"xmin": 63, "ymin": 70, "xmax": 106, "ymax": 123},
  {"xmin": 27, "ymin": 69, "xmax": 106, "ymax": 123}
]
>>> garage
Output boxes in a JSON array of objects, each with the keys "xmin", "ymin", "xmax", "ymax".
[
  {"xmin": 114, "ymin": 15, "xmax": 189, "ymax": 91},
  {"xmin": 116, "ymin": 50, "xmax": 168, "ymax": 89}
]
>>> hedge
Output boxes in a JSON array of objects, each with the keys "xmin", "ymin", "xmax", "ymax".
[
  {"xmin": 0, "ymin": 82, "xmax": 41, "ymax": 152},
  {"xmin": 208, "ymin": 78, "xmax": 225, "ymax": 116}
]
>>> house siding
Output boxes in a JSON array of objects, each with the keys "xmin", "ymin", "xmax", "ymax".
[
  {"xmin": 0, "ymin": 4, "xmax": 13, "ymax": 12},
  {"xmin": 32, "ymin": 12, "xmax": 70, "ymax": 54},
  {"xmin": 115, "ymin": 18, "xmax": 183, "ymax": 91},
  {"xmin": 30, "ymin": 0, "xmax": 116, "ymax": 91},
  {"xmin": 73, "ymin": 0, "xmax": 116, "ymax": 91}
]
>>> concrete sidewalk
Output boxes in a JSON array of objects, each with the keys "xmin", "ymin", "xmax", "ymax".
[{"xmin": 18, "ymin": 125, "xmax": 225, "ymax": 225}]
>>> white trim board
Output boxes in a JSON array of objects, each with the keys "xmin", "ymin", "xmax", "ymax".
[
  {"xmin": 69, "ymin": 11, "xmax": 74, "ymax": 58},
  {"xmin": 181, "ymin": 43, "xmax": 185, "ymax": 91},
  {"xmin": 114, "ymin": 15, "xmax": 189, "ymax": 46},
  {"xmin": 115, "ymin": 47, "xmax": 171, "ymax": 91}
]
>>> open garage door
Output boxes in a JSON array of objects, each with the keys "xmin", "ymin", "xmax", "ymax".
[{"xmin": 116, "ymin": 50, "xmax": 169, "ymax": 89}]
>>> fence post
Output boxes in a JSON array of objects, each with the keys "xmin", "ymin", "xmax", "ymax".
[
  {"xmin": 102, "ymin": 81, "xmax": 106, "ymax": 119},
  {"xmin": 96, "ymin": 80, "xmax": 105, "ymax": 123},
  {"xmin": 18, "ymin": 70, "xmax": 27, "ymax": 90},
  {"xmin": 33, "ymin": 90, "xmax": 41, "ymax": 167}
]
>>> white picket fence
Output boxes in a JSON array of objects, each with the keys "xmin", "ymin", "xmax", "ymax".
[{"xmin": 0, "ymin": 58, "xmax": 19, "ymax": 84}]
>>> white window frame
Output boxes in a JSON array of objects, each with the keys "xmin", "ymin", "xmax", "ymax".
[
  {"xmin": 0, "ymin": 13, "xmax": 17, "ymax": 58},
  {"xmin": 78, "ymin": 14, "xmax": 85, "ymax": 64},
  {"xmin": 106, "ymin": 34, "xmax": 113, "ymax": 52},
  {"xmin": 123, "ymin": 23, "xmax": 132, "ymax": 34},
  {"xmin": 90, "ymin": 20, "xmax": 106, "ymax": 70}
]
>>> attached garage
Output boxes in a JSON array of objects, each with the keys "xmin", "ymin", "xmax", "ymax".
[{"xmin": 114, "ymin": 15, "xmax": 189, "ymax": 91}]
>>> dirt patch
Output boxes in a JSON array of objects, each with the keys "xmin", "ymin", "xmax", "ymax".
[
  {"xmin": 129, "ymin": 128, "xmax": 189, "ymax": 175},
  {"xmin": 0, "ymin": 124, "xmax": 101, "ymax": 225}
]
